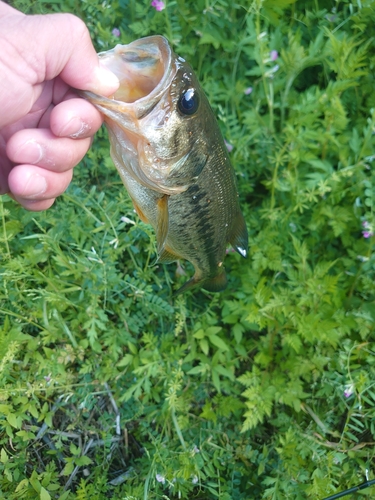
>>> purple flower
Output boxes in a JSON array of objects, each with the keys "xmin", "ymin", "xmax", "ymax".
[
  {"xmin": 361, "ymin": 221, "xmax": 373, "ymax": 238},
  {"xmin": 156, "ymin": 473, "xmax": 165, "ymax": 484},
  {"xmin": 363, "ymin": 231, "xmax": 374, "ymax": 238},
  {"xmin": 224, "ymin": 140, "xmax": 233, "ymax": 153},
  {"xmin": 270, "ymin": 50, "xmax": 278, "ymax": 61},
  {"xmin": 151, "ymin": 0, "xmax": 165, "ymax": 11},
  {"xmin": 111, "ymin": 28, "xmax": 120, "ymax": 37},
  {"xmin": 244, "ymin": 87, "xmax": 253, "ymax": 95},
  {"xmin": 325, "ymin": 14, "xmax": 338, "ymax": 22},
  {"xmin": 344, "ymin": 385, "xmax": 354, "ymax": 398}
]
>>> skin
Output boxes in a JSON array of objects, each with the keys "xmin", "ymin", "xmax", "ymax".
[{"xmin": 0, "ymin": 1, "xmax": 119, "ymax": 210}]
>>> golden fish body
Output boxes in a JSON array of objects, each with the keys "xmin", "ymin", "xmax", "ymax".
[{"xmin": 81, "ymin": 36, "xmax": 248, "ymax": 294}]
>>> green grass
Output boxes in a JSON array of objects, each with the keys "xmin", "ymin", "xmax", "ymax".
[{"xmin": 1, "ymin": 0, "xmax": 375, "ymax": 498}]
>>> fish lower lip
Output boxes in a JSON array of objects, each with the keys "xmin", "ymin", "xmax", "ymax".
[{"xmin": 137, "ymin": 100, "xmax": 159, "ymax": 119}]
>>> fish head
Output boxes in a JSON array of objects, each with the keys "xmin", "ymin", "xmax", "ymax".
[{"xmin": 81, "ymin": 36, "xmax": 212, "ymax": 195}]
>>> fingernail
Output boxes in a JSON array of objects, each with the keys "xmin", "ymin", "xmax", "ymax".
[
  {"xmin": 59, "ymin": 116, "xmax": 91, "ymax": 138},
  {"xmin": 23, "ymin": 173, "xmax": 47, "ymax": 197},
  {"xmin": 18, "ymin": 140, "xmax": 44, "ymax": 164},
  {"xmin": 91, "ymin": 65, "xmax": 120, "ymax": 94}
]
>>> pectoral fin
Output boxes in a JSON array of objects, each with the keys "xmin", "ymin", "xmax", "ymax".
[
  {"xmin": 229, "ymin": 211, "xmax": 248, "ymax": 258},
  {"xmin": 156, "ymin": 194, "xmax": 169, "ymax": 255},
  {"xmin": 132, "ymin": 198, "xmax": 149, "ymax": 224}
]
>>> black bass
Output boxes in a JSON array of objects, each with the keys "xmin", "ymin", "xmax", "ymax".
[{"xmin": 80, "ymin": 36, "xmax": 248, "ymax": 294}]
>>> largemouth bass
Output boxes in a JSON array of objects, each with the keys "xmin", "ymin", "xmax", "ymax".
[{"xmin": 80, "ymin": 36, "xmax": 248, "ymax": 294}]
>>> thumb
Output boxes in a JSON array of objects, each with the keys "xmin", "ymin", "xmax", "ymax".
[
  {"xmin": 43, "ymin": 14, "xmax": 120, "ymax": 94},
  {"xmin": 2, "ymin": 8, "xmax": 119, "ymax": 95}
]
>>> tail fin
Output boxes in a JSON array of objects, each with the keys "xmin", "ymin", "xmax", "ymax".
[{"xmin": 229, "ymin": 211, "xmax": 248, "ymax": 258}]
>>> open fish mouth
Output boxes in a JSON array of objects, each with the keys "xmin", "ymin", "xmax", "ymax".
[
  {"xmin": 83, "ymin": 36, "xmax": 177, "ymax": 119},
  {"xmin": 78, "ymin": 36, "xmax": 195, "ymax": 195},
  {"xmin": 99, "ymin": 36, "xmax": 171, "ymax": 104}
]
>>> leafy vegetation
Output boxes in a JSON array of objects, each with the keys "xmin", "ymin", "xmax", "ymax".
[{"xmin": 1, "ymin": 0, "xmax": 375, "ymax": 498}]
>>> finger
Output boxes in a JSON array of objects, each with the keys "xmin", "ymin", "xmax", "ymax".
[
  {"xmin": 0, "ymin": 163, "xmax": 11, "ymax": 195},
  {"xmin": 0, "ymin": 136, "xmax": 12, "ymax": 194},
  {"xmin": 0, "ymin": 11, "xmax": 119, "ymax": 128},
  {"xmin": 49, "ymin": 15, "xmax": 119, "ymax": 94},
  {"xmin": 6, "ymin": 128, "xmax": 91, "ymax": 172},
  {"xmin": 0, "ymin": 2, "xmax": 22, "ymax": 16},
  {"xmin": 3, "ymin": 13, "xmax": 119, "ymax": 94},
  {"xmin": 50, "ymin": 97, "xmax": 103, "ymax": 138},
  {"xmin": 17, "ymin": 199, "xmax": 56, "ymax": 211},
  {"xmin": 8, "ymin": 164, "xmax": 73, "ymax": 211}
]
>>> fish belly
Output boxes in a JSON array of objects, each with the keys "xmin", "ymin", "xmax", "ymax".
[{"xmin": 119, "ymin": 146, "xmax": 242, "ymax": 293}]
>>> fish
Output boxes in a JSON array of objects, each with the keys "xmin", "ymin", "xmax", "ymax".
[{"xmin": 79, "ymin": 35, "xmax": 248, "ymax": 294}]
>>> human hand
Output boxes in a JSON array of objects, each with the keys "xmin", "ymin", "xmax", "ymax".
[{"xmin": 0, "ymin": 1, "xmax": 119, "ymax": 210}]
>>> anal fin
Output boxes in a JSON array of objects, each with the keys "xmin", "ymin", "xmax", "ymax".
[
  {"xmin": 174, "ymin": 269, "xmax": 227, "ymax": 296},
  {"xmin": 229, "ymin": 211, "xmax": 248, "ymax": 258},
  {"xmin": 173, "ymin": 277, "xmax": 200, "ymax": 296}
]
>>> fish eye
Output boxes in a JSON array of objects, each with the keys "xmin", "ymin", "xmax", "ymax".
[{"xmin": 178, "ymin": 88, "xmax": 199, "ymax": 115}]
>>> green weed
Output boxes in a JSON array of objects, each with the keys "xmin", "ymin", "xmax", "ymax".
[{"xmin": 1, "ymin": 0, "xmax": 375, "ymax": 498}]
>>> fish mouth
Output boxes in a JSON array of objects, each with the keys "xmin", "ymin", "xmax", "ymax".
[
  {"xmin": 99, "ymin": 36, "xmax": 171, "ymax": 105},
  {"xmin": 79, "ymin": 36, "xmax": 193, "ymax": 195},
  {"xmin": 81, "ymin": 36, "xmax": 176, "ymax": 119}
]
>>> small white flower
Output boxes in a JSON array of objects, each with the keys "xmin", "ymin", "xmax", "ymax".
[
  {"xmin": 120, "ymin": 216, "xmax": 135, "ymax": 225},
  {"xmin": 224, "ymin": 140, "xmax": 233, "ymax": 152},
  {"xmin": 156, "ymin": 473, "xmax": 165, "ymax": 484},
  {"xmin": 109, "ymin": 238, "xmax": 119, "ymax": 248},
  {"xmin": 265, "ymin": 64, "xmax": 279, "ymax": 78}
]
